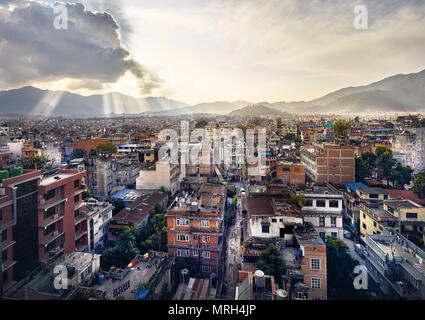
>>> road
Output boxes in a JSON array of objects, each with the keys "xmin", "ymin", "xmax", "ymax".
[{"xmin": 223, "ymin": 181, "xmax": 244, "ymax": 299}]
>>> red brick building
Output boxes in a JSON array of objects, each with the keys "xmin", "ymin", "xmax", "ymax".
[
  {"xmin": 72, "ymin": 139, "xmax": 111, "ymax": 153},
  {"xmin": 276, "ymin": 161, "xmax": 305, "ymax": 187},
  {"xmin": 301, "ymin": 144, "xmax": 355, "ymax": 185},
  {"xmin": 166, "ymin": 184, "xmax": 225, "ymax": 276}
]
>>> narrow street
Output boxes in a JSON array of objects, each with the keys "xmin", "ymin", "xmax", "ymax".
[{"xmin": 223, "ymin": 181, "xmax": 244, "ymax": 299}]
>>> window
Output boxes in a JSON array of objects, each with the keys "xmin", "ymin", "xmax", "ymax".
[
  {"xmin": 74, "ymin": 194, "xmax": 80, "ymax": 203},
  {"xmin": 2, "ymin": 249, "xmax": 7, "ymax": 261},
  {"xmin": 177, "ymin": 234, "xmax": 189, "ymax": 242},
  {"xmin": 262, "ymin": 225, "xmax": 270, "ymax": 233},
  {"xmin": 201, "ymin": 220, "xmax": 210, "ymax": 228},
  {"xmin": 362, "ymin": 223, "xmax": 367, "ymax": 230},
  {"xmin": 311, "ymin": 278, "xmax": 321, "ymax": 289},
  {"xmin": 3, "ymin": 271, "xmax": 8, "ymax": 283},
  {"xmin": 363, "ymin": 213, "xmax": 366, "ymax": 219},
  {"xmin": 329, "ymin": 200, "xmax": 339, "ymax": 208},
  {"xmin": 75, "ymin": 208, "xmax": 80, "ymax": 218},
  {"xmin": 331, "ymin": 217, "xmax": 336, "ymax": 227},
  {"xmin": 193, "ymin": 250, "xmax": 199, "ymax": 257},
  {"xmin": 193, "ymin": 234, "xmax": 198, "ymax": 241},
  {"xmin": 319, "ymin": 217, "xmax": 325, "ymax": 227},
  {"xmin": 406, "ymin": 212, "xmax": 418, "ymax": 219},
  {"xmin": 44, "ymin": 189, "xmax": 55, "ymax": 201},
  {"xmin": 369, "ymin": 194, "xmax": 378, "ymax": 199},
  {"xmin": 0, "ymin": 208, "xmax": 2, "ymax": 221},
  {"xmin": 311, "ymin": 258, "xmax": 321, "ymax": 270},
  {"xmin": 177, "ymin": 249, "xmax": 189, "ymax": 257},
  {"xmin": 202, "ymin": 235, "xmax": 210, "ymax": 243},
  {"xmin": 1, "ymin": 229, "xmax": 6, "ymax": 241},
  {"xmin": 331, "ymin": 232, "xmax": 337, "ymax": 238},
  {"xmin": 177, "ymin": 218, "xmax": 189, "ymax": 226},
  {"xmin": 373, "ymin": 221, "xmax": 377, "ymax": 227},
  {"xmin": 305, "ymin": 200, "xmax": 313, "ymax": 207},
  {"xmin": 201, "ymin": 265, "xmax": 211, "ymax": 273},
  {"xmin": 272, "ymin": 218, "xmax": 277, "ymax": 223},
  {"xmin": 74, "ymin": 179, "xmax": 80, "ymax": 188},
  {"xmin": 316, "ymin": 200, "xmax": 326, "ymax": 207},
  {"xmin": 202, "ymin": 251, "xmax": 210, "ymax": 259}
]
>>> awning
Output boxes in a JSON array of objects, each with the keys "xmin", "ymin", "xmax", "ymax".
[{"xmin": 135, "ymin": 286, "xmax": 150, "ymax": 300}]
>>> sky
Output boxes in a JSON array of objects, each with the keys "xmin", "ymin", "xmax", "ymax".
[{"xmin": 1, "ymin": 0, "xmax": 425, "ymax": 105}]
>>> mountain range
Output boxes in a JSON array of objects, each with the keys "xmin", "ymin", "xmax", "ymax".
[{"xmin": 0, "ymin": 68, "xmax": 424, "ymax": 117}]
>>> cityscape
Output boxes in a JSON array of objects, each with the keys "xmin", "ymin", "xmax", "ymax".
[{"xmin": 1, "ymin": 0, "xmax": 425, "ymax": 309}]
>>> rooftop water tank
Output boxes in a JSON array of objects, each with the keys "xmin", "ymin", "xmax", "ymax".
[
  {"xmin": 276, "ymin": 289, "xmax": 288, "ymax": 300},
  {"xmin": 254, "ymin": 270, "xmax": 265, "ymax": 288}
]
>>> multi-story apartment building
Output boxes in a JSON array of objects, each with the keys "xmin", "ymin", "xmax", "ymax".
[
  {"xmin": 295, "ymin": 185, "xmax": 344, "ymax": 240},
  {"xmin": 300, "ymin": 143, "xmax": 355, "ymax": 185},
  {"xmin": 1, "ymin": 169, "xmax": 41, "ymax": 293},
  {"xmin": 363, "ymin": 232, "xmax": 425, "ymax": 299},
  {"xmin": 85, "ymin": 152, "xmax": 116, "ymax": 198},
  {"xmin": 166, "ymin": 183, "xmax": 226, "ymax": 276},
  {"xmin": 393, "ymin": 127, "xmax": 425, "ymax": 174},
  {"xmin": 38, "ymin": 169, "xmax": 88, "ymax": 263},
  {"xmin": 82, "ymin": 199, "xmax": 114, "ymax": 253},
  {"xmin": 290, "ymin": 230, "xmax": 327, "ymax": 300}
]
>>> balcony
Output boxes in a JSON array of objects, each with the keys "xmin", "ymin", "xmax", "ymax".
[
  {"xmin": 74, "ymin": 184, "xmax": 87, "ymax": 196},
  {"xmin": 40, "ymin": 212, "xmax": 64, "ymax": 229},
  {"xmin": 75, "ymin": 230, "xmax": 87, "ymax": 241},
  {"xmin": 40, "ymin": 230, "xmax": 64, "ymax": 246},
  {"xmin": 40, "ymin": 197, "xmax": 66, "ymax": 211}
]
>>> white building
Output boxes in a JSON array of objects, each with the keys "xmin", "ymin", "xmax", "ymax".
[
  {"xmin": 393, "ymin": 127, "xmax": 425, "ymax": 174},
  {"xmin": 296, "ymin": 185, "xmax": 344, "ymax": 240},
  {"xmin": 83, "ymin": 199, "xmax": 114, "ymax": 253}
]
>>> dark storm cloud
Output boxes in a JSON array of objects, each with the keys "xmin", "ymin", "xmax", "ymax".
[{"xmin": 0, "ymin": 1, "xmax": 160, "ymax": 94}]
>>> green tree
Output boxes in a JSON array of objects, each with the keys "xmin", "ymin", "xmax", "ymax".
[
  {"xmin": 19, "ymin": 155, "xmax": 54, "ymax": 172},
  {"xmin": 283, "ymin": 133, "xmax": 295, "ymax": 141},
  {"xmin": 96, "ymin": 142, "xmax": 117, "ymax": 153},
  {"xmin": 375, "ymin": 145, "xmax": 396, "ymax": 185},
  {"xmin": 355, "ymin": 156, "xmax": 369, "ymax": 182},
  {"xmin": 256, "ymin": 244, "xmax": 286, "ymax": 281},
  {"xmin": 70, "ymin": 148, "xmax": 86, "ymax": 159},
  {"xmin": 332, "ymin": 119, "xmax": 352, "ymax": 145},
  {"xmin": 326, "ymin": 237, "xmax": 369, "ymax": 300},
  {"xmin": 413, "ymin": 171, "xmax": 425, "ymax": 198},
  {"xmin": 294, "ymin": 136, "xmax": 302, "ymax": 143},
  {"xmin": 390, "ymin": 163, "xmax": 413, "ymax": 189}
]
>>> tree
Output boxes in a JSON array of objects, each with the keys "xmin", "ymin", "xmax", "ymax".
[
  {"xmin": 375, "ymin": 145, "xmax": 395, "ymax": 185},
  {"xmin": 283, "ymin": 133, "xmax": 295, "ymax": 141},
  {"xmin": 96, "ymin": 142, "xmax": 117, "ymax": 153},
  {"xmin": 195, "ymin": 119, "xmax": 209, "ymax": 128},
  {"xmin": 294, "ymin": 136, "xmax": 302, "ymax": 143},
  {"xmin": 70, "ymin": 148, "xmax": 86, "ymax": 159},
  {"xmin": 19, "ymin": 155, "xmax": 54, "ymax": 172},
  {"xmin": 355, "ymin": 156, "xmax": 369, "ymax": 182},
  {"xmin": 326, "ymin": 237, "xmax": 369, "ymax": 300},
  {"xmin": 390, "ymin": 163, "xmax": 413, "ymax": 189},
  {"xmin": 413, "ymin": 171, "xmax": 425, "ymax": 198},
  {"xmin": 360, "ymin": 151, "xmax": 377, "ymax": 177},
  {"xmin": 256, "ymin": 244, "xmax": 286, "ymax": 281},
  {"xmin": 332, "ymin": 120, "xmax": 352, "ymax": 145}
]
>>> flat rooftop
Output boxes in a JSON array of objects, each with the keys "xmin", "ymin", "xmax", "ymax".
[
  {"xmin": 357, "ymin": 187, "xmax": 389, "ymax": 195},
  {"xmin": 40, "ymin": 172, "xmax": 77, "ymax": 186},
  {"xmin": 385, "ymin": 199, "xmax": 422, "ymax": 210},
  {"xmin": 295, "ymin": 231, "xmax": 325, "ymax": 246},
  {"xmin": 297, "ymin": 185, "xmax": 340, "ymax": 196}
]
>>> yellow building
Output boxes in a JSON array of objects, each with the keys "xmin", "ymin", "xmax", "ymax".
[
  {"xmin": 356, "ymin": 187, "xmax": 389, "ymax": 201},
  {"xmin": 359, "ymin": 203, "xmax": 397, "ymax": 236}
]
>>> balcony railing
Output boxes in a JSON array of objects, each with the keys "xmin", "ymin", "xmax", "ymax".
[{"xmin": 40, "ymin": 231, "xmax": 64, "ymax": 246}]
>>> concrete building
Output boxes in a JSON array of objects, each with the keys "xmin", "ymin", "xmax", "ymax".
[
  {"xmin": 296, "ymin": 185, "xmax": 344, "ymax": 240},
  {"xmin": 363, "ymin": 232, "xmax": 425, "ymax": 299},
  {"xmin": 275, "ymin": 161, "xmax": 305, "ymax": 187},
  {"xmin": 301, "ymin": 143, "xmax": 355, "ymax": 185},
  {"xmin": 393, "ymin": 127, "xmax": 425, "ymax": 174},
  {"xmin": 82, "ymin": 199, "xmax": 114, "ymax": 253},
  {"xmin": 85, "ymin": 152, "xmax": 116, "ymax": 198}
]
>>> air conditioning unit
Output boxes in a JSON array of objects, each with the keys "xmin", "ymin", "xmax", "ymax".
[
  {"xmin": 40, "ymin": 199, "xmax": 45, "ymax": 204},
  {"xmin": 53, "ymin": 230, "xmax": 59, "ymax": 237},
  {"xmin": 53, "ymin": 214, "xmax": 59, "ymax": 219}
]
